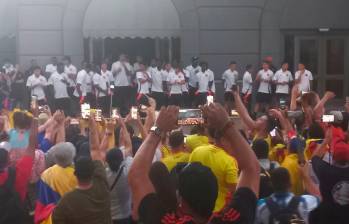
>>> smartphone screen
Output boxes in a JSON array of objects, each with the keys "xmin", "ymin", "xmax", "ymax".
[
  {"xmin": 81, "ymin": 103, "xmax": 91, "ymax": 119},
  {"xmin": 112, "ymin": 109, "xmax": 119, "ymax": 119},
  {"xmin": 207, "ymin": 96, "xmax": 214, "ymax": 105},
  {"xmin": 95, "ymin": 109, "xmax": 102, "ymax": 122},
  {"xmin": 322, "ymin": 115, "xmax": 334, "ymax": 123},
  {"xmin": 270, "ymin": 128, "xmax": 277, "ymax": 137},
  {"xmin": 31, "ymin": 95, "xmax": 38, "ymax": 109},
  {"xmin": 131, "ymin": 107, "xmax": 138, "ymax": 119},
  {"xmin": 110, "ymin": 85, "xmax": 115, "ymax": 89},
  {"xmin": 178, "ymin": 109, "xmax": 204, "ymax": 126}
]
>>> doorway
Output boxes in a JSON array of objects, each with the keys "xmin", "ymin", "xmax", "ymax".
[{"xmin": 293, "ymin": 35, "xmax": 349, "ymax": 99}]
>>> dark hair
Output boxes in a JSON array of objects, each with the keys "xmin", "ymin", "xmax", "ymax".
[
  {"xmin": 169, "ymin": 131, "xmax": 184, "ymax": 149},
  {"xmin": 0, "ymin": 148, "xmax": 9, "ymax": 171},
  {"xmin": 190, "ymin": 125, "xmax": 205, "ymax": 135},
  {"xmin": 252, "ymin": 139, "xmax": 269, "ymax": 159},
  {"xmin": 270, "ymin": 167, "xmax": 291, "ymax": 192},
  {"xmin": 57, "ymin": 63, "xmax": 65, "ymax": 74},
  {"xmin": 246, "ymin": 64, "xmax": 253, "ymax": 70},
  {"xmin": 63, "ymin": 56, "xmax": 71, "ymax": 63},
  {"xmin": 74, "ymin": 156, "xmax": 94, "ymax": 183},
  {"xmin": 149, "ymin": 162, "xmax": 177, "ymax": 212},
  {"xmin": 289, "ymin": 138, "xmax": 302, "ymax": 154},
  {"xmin": 106, "ymin": 148, "xmax": 124, "ymax": 172},
  {"xmin": 65, "ymin": 125, "xmax": 81, "ymax": 145},
  {"xmin": 282, "ymin": 62, "xmax": 289, "ymax": 65},
  {"xmin": 199, "ymin": 61, "xmax": 208, "ymax": 67},
  {"xmin": 229, "ymin": 61, "xmax": 237, "ymax": 65},
  {"xmin": 179, "ymin": 163, "xmax": 218, "ymax": 219},
  {"xmin": 0, "ymin": 131, "xmax": 9, "ymax": 142},
  {"xmin": 13, "ymin": 111, "xmax": 31, "ymax": 129},
  {"xmin": 126, "ymin": 125, "xmax": 135, "ymax": 137},
  {"xmin": 308, "ymin": 122, "xmax": 325, "ymax": 139},
  {"xmin": 33, "ymin": 66, "xmax": 41, "ymax": 71}
]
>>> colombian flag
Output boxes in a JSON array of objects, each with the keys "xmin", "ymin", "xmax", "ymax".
[{"xmin": 34, "ymin": 165, "xmax": 77, "ymax": 224}]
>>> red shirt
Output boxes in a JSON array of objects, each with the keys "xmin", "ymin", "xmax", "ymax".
[{"xmin": 0, "ymin": 155, "xmax": 34, "ymax": 201}]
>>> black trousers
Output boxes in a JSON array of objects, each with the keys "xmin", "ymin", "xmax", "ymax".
[
  {"xmin": 196, "ymin": 92, "xmax": 207, "ymax": 106},
  {"xmin": 151, "ymin": 91, "xmax": 166, "ymax": 110},
  {"xmin": 182, "ymin": 91, "xmax": 190, "ymax": 108},
  {"xmin": 189, "ymin": 86, "xmax": 197, "ymax": 107},
  {"xmin": 114, "ymin": 86, "xmax": 132, "ymax": 117},
  {"xmin": 169, "ymin": 94, "xmax": 182, "ymax": 107},
  {"xmin": 55, "ymin": 98, "xmax": 71, "ymax": 116},
  {"xmin": 85, "ymin": 92, "xmax": 97, "ymax": 108},
  {"xmin": 98, "ymin": 96, "xmax": 110, "ymax": 117}
]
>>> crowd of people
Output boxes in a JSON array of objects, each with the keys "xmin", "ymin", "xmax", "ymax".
[
  {"xmin": 0, "ymin": 53, "xmax": 348, "ymax": 224},
  {"xmin": 0, "ymin": 55, "xmax": 313, "ymax": 117}
]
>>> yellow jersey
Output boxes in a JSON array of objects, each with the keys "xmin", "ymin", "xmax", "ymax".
[
  {"xmin": 281, "ymin": 153, "xmax": 304, "ymax": 195},
  {"xmin": 185, "ymin": 134, "xmax": 209, "ymax": 152},
  {"xmin": 189, "ymin": 144, "xmax": 238, "ymax": 212},
  {"xmin": 162, "ymin": 151, "xmax": 190, "ymax": 172}
]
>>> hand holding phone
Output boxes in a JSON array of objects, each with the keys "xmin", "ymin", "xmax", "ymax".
[
  {"xmin": 131, "ymin": 107, "xmax": 138, "ymax": 120},
  {"xmin": 207, "ymin": 95, "xmax": 214, "ymax": 105},
  {"xmin": 322, "ymin": 115, "xmax": 334, "ymax": 123}
]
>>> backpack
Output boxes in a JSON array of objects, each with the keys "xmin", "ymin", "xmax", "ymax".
[
  {"xmin": 266, "ymin": 196, "xmax": 304, "ymax": 224},
  {"xmin": 0, "ymin": 167, "xmax": 27, "ymax": 224}
]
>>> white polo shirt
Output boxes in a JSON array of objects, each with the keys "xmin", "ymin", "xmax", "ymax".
[
  {"xmin": 150, "ymin": 67, "xmax": 165, "ymax": 93},
  {"xmin": 136, "ymin": 71, "xmax": 151, "ymax": 94},
  {"xmin": 185, "ymin": 65, "xmax": 201, "ymax": 88},
  {"xmin": 73, "ymin": 69, "xmax": 89, "ymax": 97},
  {"xmin": 222, "ymin": 69, "xmax": 239, "ymax": 92},
  {"xmin": 93, "ymin": 73, "xmax": 109, "ymax": 97},
  {"xmin": 111, "ymin": 61, "xmax": 131, "ymax": 87},
  {"xmin": 64, "ymin": 64, "xmax": 77, "ymax": 87},
  {"xmin": 273, "ymin": 69, "xmax": 293, "ymax": 94},
  {"xmin": 26, "ymin": 74, "xmax": 47, "ymax": 100},
  {"xmin": 167, "ymin": 71, "xmax": 185, "ymax": 95},
  {"xmin": 182, "ymin": 70, "xmax": 190, "ymax": 92},
  {"xmin": 48, "ymin": 72, "xmax": 69, "ymax": 99},
  {"xmin": 257, "ymin": 69, "xmax": 274, "ymax": 94},
  {"xmin": 45, "ymin": 64, "xmax": 57, "ymax": 75},
  {"xmin": 196, "ymin": 69, "xmax": 215, "ymax": 93},
  {"xmin": 295, "ymin": 69, "xmax": 313, "ymax": 92},
  {"xmin": 242, "ymin": 71, "xmax": 253, "ymax": 94}
]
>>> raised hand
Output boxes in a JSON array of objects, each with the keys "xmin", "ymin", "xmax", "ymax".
[
  {"xmin": 156, "ymin": 106, "xmax": 179, "ymax": 132},
  {"xmin": 202, "ymin": 103, "xmax": 230, "ymax": 130}
]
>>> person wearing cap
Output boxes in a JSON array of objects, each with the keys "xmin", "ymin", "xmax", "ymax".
[
  {"xmin": 222, "ymin": 61, "xmax": 239, "ymax": 112},
  {"xmin": 281, "ymin": 138, "xmax": 305, "ymax": 196},
  {"xmin": 309, "ymin": 127, "xmax": 349, "ymax": 224},
  {"xmin": 185, "ymin": 57, "xmax": 201, "ymax": 107}
]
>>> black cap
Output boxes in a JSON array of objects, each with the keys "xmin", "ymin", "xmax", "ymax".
[{"xmin": 192, "ymin": 56, "xmax": 199, "ymax": 61}]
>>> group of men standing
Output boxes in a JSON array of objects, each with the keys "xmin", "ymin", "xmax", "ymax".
[{"xmin": 1, "ymin": 54, "xmax": 313, "ymax": 116}]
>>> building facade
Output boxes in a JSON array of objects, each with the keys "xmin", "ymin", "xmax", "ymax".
[{"xmin": 0, "ymin": 0, "xmax": 349, "ymax": 97}]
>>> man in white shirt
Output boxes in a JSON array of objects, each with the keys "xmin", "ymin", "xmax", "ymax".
[
  {"xmin": 111, "ymin": 54, "xmax": 133, "ymax": 116},
  {"xmin": 167, "ymin": 64, "xmax": 185, "ymax": 106},
  {"xmin": 255, "ymin": 62, "xmax": 274, "ymax": 113},
  {"xmin": 185, "ymin": 57, "xmax": 201, "ymax": 107},
  {"xmin": 93, "ymin": 63, "xmax": 110, "ymax": 116},
  {"xmin": 295, "ymin": 63, "xmax": 313, "ymax": 93},
  {"xmin": 136, "ymin": 62, "xmax": 151, "ymax": 96},
  {"xmin": 48, "ymin": 63, "xmax": 71, "ymax": 115},
  {"xmin": 150, "ymin": 59, "xmax": 167, "ymax": 110},
  {"xmin": 45, "ymin": 57, "xmax": 58, "ymax": 78},
  {"xmin": 195, "ymin": 61, "xmax": 215, "ymax": 106},
  {"xmin": 222, "ymin": 61, "xmax": 239, "ymax": 111},
  {"xmin": 273, "ymin": 62, "xmax": 293, "ymax": 107},
  {"xmin": 241, "ymin": 65, "xmax": 254, "ymax": 110},
  {"xmin": 133, "ymin": 56, "xmax": 143, "ymax": 73},
  {"xmin": 26, "ymin": 66, "xmax": 47, "ymax": 105},
  {"xmin": 63, "ymin": 56, "xmax": 77, "ymax": 98},
  {"xmin": 73, "ymin": 63, "xmax": 91, "ymax": 114}
]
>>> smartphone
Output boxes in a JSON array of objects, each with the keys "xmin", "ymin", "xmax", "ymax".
[
  {"xmin": 279, "ymin": 99, "xmax": 287, "ymax": 110},
  {"xmin": 31, "ymin": 95, "xmax": 38, "ymax": 109},
  {"xmin": 112, "ymin": 109, "xmax": 119, "ymax": 119},
  {"xmin": 131, "ymin": 107, "xmax": 138, "ymax": 119},
  {"xmin": 110, "ymin": 84, "xmax": 115, "ymax": 89},
  {"xmin": 178, "ymin": 109, "xmax": 204, "ymax": 126},
  {"xmin": 301, "ymin": 91, "xmax": 309, "ymax": 95},
  {"xmin": 231, "ymin": 110, "xmax": 239, "ymax": 116},
  {"xmin": 322, "ymin": 115, "xmax": 334, "ymax": 123},
  {"xmin": 270, "ymin": 128, "xmax": 277, "ymax": 137},
  {"xmin": 207, "ymin": 95, "xmax": 214, "ymax": 105},
  {"xmin": 81, "ymin": 103, "xmax": 90, "ymax": 119},
  {"xmin": 95, "ymin": 109, "xmax": 102, "ymax": 122}
]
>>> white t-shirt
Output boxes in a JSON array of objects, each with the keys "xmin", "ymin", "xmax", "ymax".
[
  {"xmin": 295, "ymin": 69, "xmax": 313, "ymax": 92},
  {"xmin": 150, "ymin": 67, "xmax": 165, "ymax": 93},
  {"xmin": 93, "ymin": 73, "xmax": 109, "ymax": 97},
  {"xmin": 45, "ymin": 64, "xmax": 57, "ymax": 75},
  {"xmin": 64, "ymin": 64, "xmax": 77, "ymax": 87},
  {"xmin": 26, "ymin": 75, "xmax": 47, "ymax": 100},
  {"xmin": 273, "ymin": 69, "xmax": 293, "ymax": 94},
  {"xmin": 222, "ymin": 69, "xmax": 239, "ymax": 92},
  {"xmin": 111, "ymin": 61, "xmax": 132, "ymax": 87},
  {"xmin": 196, "ymin": 69, "xmax": 215, "ymax": 93},
  {"xmin": 48, "ymin": 72, "xmax": 69, "ymax": 99},
  {"xmin": 136, "ymin": 71, "xmax": 151, "ymax": 94},
  {"xmin": 167, "ymin": 71, "xmax": 185, "ymax": 94},
  {"xmin": 181, "ymin": 70, "xmax": 190, "ymax": 92},
  {"xmin": 101, "ymin": 70, "xmax": 114, "ymax": 84},
  {"xmin": 185, "ymin": 65, "xmax": 201, "ymax": 88},
  {"xmin": 73, "ymin": 69, "xmax": 90, "ymax": 97},
  {"xmin": 242, "ymin": 71, "xmax": 253, "ymax": 94},
  {"xmin": 257, "ymin": 69, "xmax": 274, "ymax": 94}
]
